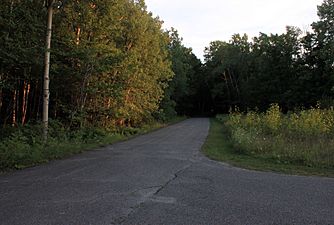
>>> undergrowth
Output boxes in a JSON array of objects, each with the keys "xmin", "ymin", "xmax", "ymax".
[
  {"xmin": 221, "ymin": 104, "xmax": 334, "ymax": 169},
  {"xmin": 0, "ymin": 117, "xmax": 186, "ymax": 171}
]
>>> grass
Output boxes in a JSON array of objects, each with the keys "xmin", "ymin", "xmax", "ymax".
[
  {"xmin": 0, "ymin": 126, "xmax": 125, "ymax": 172},
  {"xmin": 202, "ymin": 117, "xmax": 334, "ymax": 177},
  {"xmin": 0, "ymin": 116, "xmax": 187, "ymax": 172},
  {"xmin": 226, "ymin": 105, "xmax": 334, "ymax": 168}
]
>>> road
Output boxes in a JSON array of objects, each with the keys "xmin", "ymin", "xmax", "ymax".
[{"xmin": 0, "ymin": 118, "xmax": 333, "ymax": 225}]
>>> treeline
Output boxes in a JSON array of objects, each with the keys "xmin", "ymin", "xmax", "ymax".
[
  {"xmin": 1, "ymin": 0, "xmax": 333, "ymax": 130},
  {"xmin": 203, "ymin": 0, "xmax": 334, "ymax": 113},
  {"xmin": 0, "ymin": 0, "xmax": 201, "ymax": 129}
]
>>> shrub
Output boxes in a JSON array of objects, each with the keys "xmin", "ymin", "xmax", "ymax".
[
  {"xmin": 264, "ymin": 104, "xmax": 282, "ymax": 132},
  {"xmin": 225, "ymin": 105, "xmax": 334, "ymax": 168},
  {"xmin": 0, "ymin": 122, "xmax": 110, "ymax": 170}
]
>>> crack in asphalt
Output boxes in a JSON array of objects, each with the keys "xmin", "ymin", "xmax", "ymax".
[
  {"xmin": 155, "ymin": 164, "xmax": 192, "ymax": 196},
  {"xmin": 2, "ymin": 119, "xmax": 333, "ymax": 225},
  {"xmin": 111, "ymin": 163, "xmax": 194, "ymax": 225}
]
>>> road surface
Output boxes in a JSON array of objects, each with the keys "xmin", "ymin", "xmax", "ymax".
[{"xmin": 0, "ymin": 118, "xmax": 333, "ymax": 225}]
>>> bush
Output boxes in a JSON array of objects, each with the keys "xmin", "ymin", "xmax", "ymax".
[
  {"xmin": 224, "ymin": 104, "xmax": 334, "ymax": 168},
  {"xmin": 0, "ymin": 118, "xmax": 166, "ymax": 171},
  {"xmin": 0, "ymin": 122, "xmax": 111, "ymax": 170}
]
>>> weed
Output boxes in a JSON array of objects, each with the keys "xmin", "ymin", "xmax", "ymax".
[
  {"xmin": 0, "ymin": 117, "xmax": 185, "ymax": 171},
  {"xmin": 225, "ymin": 105, "xmax": 334, "ymax": 168},
  {"xmin": 203, "ymin": 117, "xmax": 334, "ymax": 177}
]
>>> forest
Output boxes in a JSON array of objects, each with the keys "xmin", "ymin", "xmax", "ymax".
[{"xmin": 0, "ymin": 0, "xmax": 333, "ymax": 170}]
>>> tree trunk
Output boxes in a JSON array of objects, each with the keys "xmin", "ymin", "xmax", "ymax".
[
  {"xmin": 0, "ymin": 89, "xmax": 2, "ymax": 114},
  {"xmin": 12, "ymin": 90, "xmax": 17, "ymax": 126},
  {"xmin": 75, "ymin": 27, "xmax": 81, "ymax": 45},
  {"xmin": 21, "ymin": 80, "xmax": 30, "ymax": 125},
  {"xmin": 223, "ymin": 71, "xmax": 231, "ymax": 101},
  {"xmin": 43, "ymin": 0, "xmax": 55, "ymax": 141}
]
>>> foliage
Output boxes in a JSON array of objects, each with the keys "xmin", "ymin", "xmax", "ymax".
[
  {"xmin": 209, "ymin": 0, "xmax": 334, "ymax": 172},
  {"xmin": 2, "ymin": 0, "xmax": 334, "ymax": 172},
  {"xmin": 0, "ymin": 0, "xmax": 45, "ymax": 126},
  {"xmin": 225, "ymin": 105, "xmax": 334, "ymax": 168},
  {"xmin": 50, "ymin": 0, "xmax": 175, "ymax": 128},
  {"xmin": 0, "ymin": 121, "xmax": 104, "ymax": 170},
  {"xmin": 158, "ymin": 28, "xmax": 204, "ymax": 119},
  {"xmin": 0, "ymin": 0, "xmax": 177, "ymax": 129},
  {"xmin": 204, "ymin": 117, "xmax": 334, "ymax": 177},
  {"xmin": 204, "ymin": 0, "xmax": 334, "ymax": 113},
  {"xmin": 0, "ymin": 0, "xmax": 200, "ymax": 170},
  {"xmin": 0, "ymin": 117, "xmax": 183, "ymax": 171}
]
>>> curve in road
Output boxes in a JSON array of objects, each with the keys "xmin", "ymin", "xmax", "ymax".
[{"xmin": 0, "ymin": 118, "xmax": 333, "ymax": 225}]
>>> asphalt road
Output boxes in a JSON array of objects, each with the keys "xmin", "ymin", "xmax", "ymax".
[{"xmin": 0, "ymin": 118, "xmax": 333, "ymax": 225}]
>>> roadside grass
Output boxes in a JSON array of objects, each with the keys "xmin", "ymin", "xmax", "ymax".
[
  {"xmin": 202, "ymin": 117, "xmax": 334, "ymax": 177},
  {"xmin": 0, "ymin": 116, "xmax": 186, "ymax": 172},
  {"xmin": 225, "ymin": 104, "xmax": 334, "ymax": 169}
]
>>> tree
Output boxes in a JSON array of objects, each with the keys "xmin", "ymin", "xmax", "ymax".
[
  {"xmin": 0, "ymin": 0, "xmax": 45, "ymax": 126},
  {"xmin": 42, "ymin": 0, "xmax": 56, "ymax": 141},
  {"xmin": 309, "ymin": 0, "xmax": 334, "ymax": 102},
  {"xmin": 203, "ymin": 28, "xmax": 306, "ymax": 112},
  {"xmin": 0, "ymin": 0, "xmax": 174, "ymax": 130},
  {"xmin": 50, "ymin": 0, "xmax": 173, "ymax": 128},
  {"xmin": 158, "ymin": 28, "xmax": 203, "ymax": 119},
  {"xmin": 203, "ymin": 36, "xmax": 250, "ymax": 112}
]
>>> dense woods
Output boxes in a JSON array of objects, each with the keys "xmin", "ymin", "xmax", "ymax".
[
  {"xmin": 0, "ymin": 0, "xmax": 198, "ymax": 130},
  {"xmin": 0, "ymin": 0, "xmax": 333, "ymax": 169},
  {"xmin": 204, "ymin": 0, "xmax": 334, "ymax": 113},
  {"xmin": 2, "ymin": 0, "xmax": 333, "ymax": 128},
  {"xmin": 0, "ymin": 0, "xmax": 201, "ymax": 169},
  {"xmin": 203, "ymin": 0, "xmax": 334, "ymax": 171}
]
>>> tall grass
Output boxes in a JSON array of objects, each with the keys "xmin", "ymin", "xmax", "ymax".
[
  {"xmin": 0, "ymin": 122, "xmax": 126, "ymax": 170},
  {"xmin": 0, "ymin": 117, "xmax": 184, "ymax": 171},
  {"xmin": 222, "ymin": 104, "xmax": 334, "ymax": 168}
]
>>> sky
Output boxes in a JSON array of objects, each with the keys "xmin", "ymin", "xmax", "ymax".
[{"xmin": 145, "ymin": 0, "xmax": 324, "ymax": 60}]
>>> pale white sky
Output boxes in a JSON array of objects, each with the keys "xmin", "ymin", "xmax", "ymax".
[{"xmin": 145, "ymin": 0, "xmax": 324, "ymax": 60}]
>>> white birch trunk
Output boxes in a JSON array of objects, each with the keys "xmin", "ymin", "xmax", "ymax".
[{"xmin": 43, "ymin": 0, "xmax": 55, "ymax": 142}]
